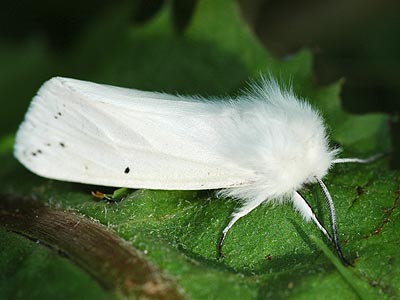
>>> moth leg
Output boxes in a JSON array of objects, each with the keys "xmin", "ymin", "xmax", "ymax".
[
  {"xmin": 293, "ymin": 191, "xmax": 351, "ymax": 265},
  {"xmin": 333, "ymin": 153, "xmax": 383, "ymax": 164},
  {"xmin": 218, "ymin": 198, "xmax": 265, "ymax": 259},
  {"xmin": 292, "ymin": 192, "xmax": 332, "ymax": 242},
  {"xmin": 315, "ymin": 178, "xmax": 351, "ymax": 266}
]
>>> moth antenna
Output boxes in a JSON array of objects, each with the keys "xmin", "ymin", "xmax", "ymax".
[
  {"xmin": 315, "ymin": 177, "xmax": 351, "ymax": 266},
  {"xmin": 333, "ymin": 153, "xmax": 384, "ymax": 164},
  {"xmin": 218, "ymin": 198, "xmax": 265, "ymax": 259}
]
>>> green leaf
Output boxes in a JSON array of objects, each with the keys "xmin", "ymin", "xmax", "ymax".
[
  {"xmin": 0, "ymin": 0, "xmax": 398, "ymax": 299},
  {"xmin": 310, "ymin": 235, "xmax": 381, "ymax": 300}
]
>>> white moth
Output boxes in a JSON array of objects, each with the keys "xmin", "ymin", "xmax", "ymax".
[{"xmin": 14, "ymin": 76, "xmax": 378, "ymax": 265}]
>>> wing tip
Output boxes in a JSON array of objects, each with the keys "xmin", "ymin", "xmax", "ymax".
[{"xmin": 38, "ymin": 76, "xmax": 88, "ymax": 94}]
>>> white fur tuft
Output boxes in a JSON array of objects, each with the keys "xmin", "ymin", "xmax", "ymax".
[{"xmin": 216, "ymin": 77, "xmax": 337, "ymax": 206}]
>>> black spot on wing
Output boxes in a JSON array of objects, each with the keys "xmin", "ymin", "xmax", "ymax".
[
  {"xmin": 124, "ymin": 167, "xmax": 130, "ymax": 174},
  {"xmin": 31, "ymin": 149, "xmax": 43, "ymax": 157}
]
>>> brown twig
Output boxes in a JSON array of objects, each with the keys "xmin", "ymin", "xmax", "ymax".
[{"xmin": 0, "ymin": 193, "xmax": 184, "ymax": 300}]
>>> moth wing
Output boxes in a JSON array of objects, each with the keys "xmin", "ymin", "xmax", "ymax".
[{"xmin": 14, "ymin": 77, "xmax": 254, "ymax": 189}]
